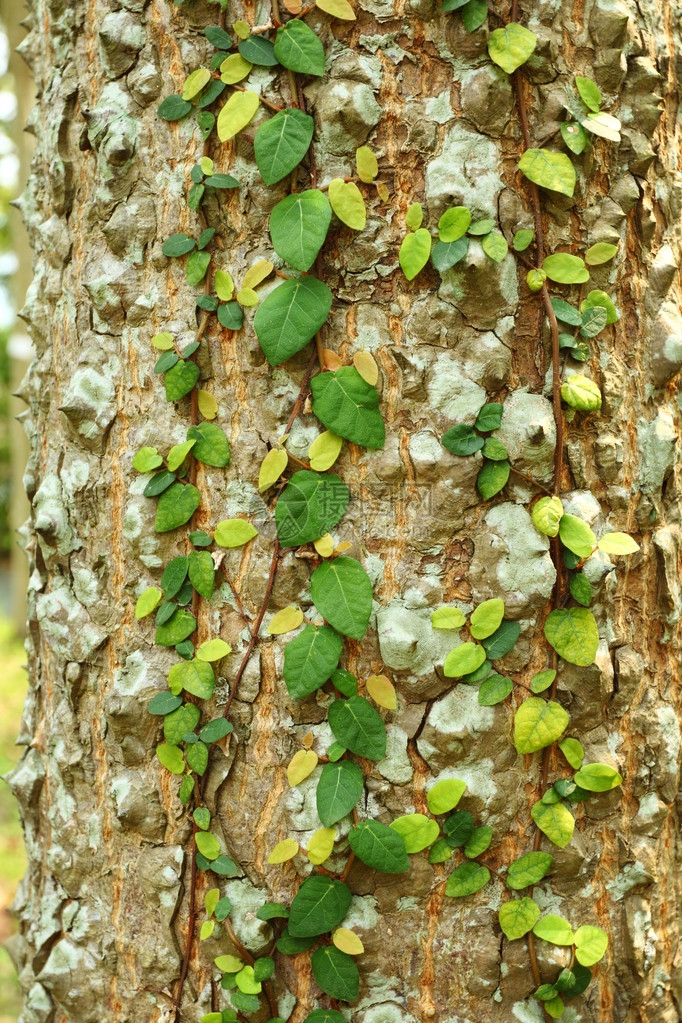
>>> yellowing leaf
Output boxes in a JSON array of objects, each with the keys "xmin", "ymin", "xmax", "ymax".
[
  {"xmin": 198, "ymin": 389, "xmax": 218, "ymax": 420},
  {"xmin": 309, "ymin": 430, "xmax": 343, "ymax": 471},
  {"xmin": 242, "ymin": 260, "xmax": 274, "ymax": 291},
  {"xmin": 233, "ymin": 20, "xmax": 251, "ymax": 39},
  {"xmin": 217, "ymin": 90, "xmax": 260, "ymax": 142},
  {"xmin": 302, "ymin": 731, "xmax": 314, "ymax": 749},
  {"xmin": 259, "ymin": 448, "xmax": 288, "ymax": 491},
  {"xmin": 205, "ymin": 888, "xmax": 220, "ymax": 916},
  {"xmin": 268, "ymin": 838, "xmax": 299, "ymax": 864},
  {"xmin": 316, "ymin": 0, "xmax": 356, "ymax": 18},
  {"xmin": 267, "ymin": 606, "xmax": 304, "ymax": 635},
  {"xmin": 135, "ymin": 586, "xmax": 163, "ymax": 619},
  {"xmin": 152, "ymin": 332, "xmax": 174, "ymax": 350},
  {"xmin": 214, "ymin": 270, "xmax": 234, "ymax": 301},
  {"xmin": 183, "ymin": 68, "xmax": 211, "ymax": 101},
  {"xmin": 196, "ymin": 638, "xmax": 232, "ymax": 662},
  {"xmin": 365, "ymin": 674, "xmax": 396, "ymax": 710},
  {"xmin": 201, "ymin": 157, "xmax": 214, "ymax": 176},
  {"xmin": 353, "ymin": 351, "xmax": 378, "ymax": 386},
  {"xmin": 328, "ymin": 178, "xmax": 366, "ymax": 230},
  {"xmin": 200, "ymin": 919, "xmax": 215, "ymax": 941},
  {"xmin": 287, "ymin": 749, "xmax": 318, "ymax": 786},
  {"xmin": 335, "ymin": 541, "xmax": 352, "ymax": 553},
  {"xmin": 376, "ymin": 181, "xmax": 389, "ymax": 202},
  {"xmin": 356, "ymin": 145, "xmax": 378, "ymax": 183},
  {"xmin": 237, "ymin": 288, "xmax": 259, "ymax": 306},
  {"xmin": 220, "ymin": 54, "xmax": 253, "ymax": 85},
  {"xmin": 215, "ymin": 954, "xmax": 243, "ymax": 972},
  {"xmin": 306, "ymin": 827, "xmax": 336, "ymax": 865},
  {"xmin": 313, "ymin": 533, "xmax": 335, "ymax": 557},
  {"xmin": 333, "ymin": 927, "xmax": 364, "ymax": 954},
  {"xmin": 284, "ymin": 0, "xmax": 303, "ymax": 11},
  {"xmin": 323, "ymin": 349, "xmax": 343, "ymax": 371}
]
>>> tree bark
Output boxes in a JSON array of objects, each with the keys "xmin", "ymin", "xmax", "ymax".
[{"xmin": 6, "ymin": 1, "xmax": 682, "ymax": 1023}]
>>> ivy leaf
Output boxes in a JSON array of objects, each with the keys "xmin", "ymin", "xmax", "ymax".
[
  {"xmin": 499, "ymin": 897, "xmax": 540, "ymax": 940},
  {"xmin": 559, "ymin": 514, "xmax": 596, "ymax": 558},
  {"xmin": 468, "ymin": 218, "xmax": 495, "ymax": 235},
  {"xmin": 311, "ymin": 946, "xmax": 359, "ymax": 1001},
  {"xmin": 217, "ymin": 302, "xmax": 243, "ymax": 331},
  {"xmin": 283, "ymin": 625, "xmax": 343, "ymax": 699},
  {"xmin": 258, "ymin": 449, "xmax": 287, "ymax": 493},
  {"xmin": 464, "ymin": 825, "xmax": 493, "ymax": 857},
  {"xmin": 187, "ymin": 740, "xmax": 209, "ymax": 776},
  {"xmin": 158, "ymin": 95, "xmax": 192, "ymax": 121},
  {"xmin": 220, "ymin": 55, "xmax": 252, "ymax": 85},
  {"xmin": 551, "ymin": 298, "xmax": 581, "ymax": 326},
  {"xmin": 443, "ymin": 641, "xmax": 486, "ymax": 678},
  {"xmin": 164, "ymin": 702, "xmax": 200, "ymax": 744},
  {"xmin": 275, "ymin": 470, "xmax": 349, "ymax": 547},
  {"xmin": 168, "ymin": 659, "xmax": 215, "ymax": 700},
  {"xmin": 561, "ymin": 374, "xmax": 602, "ymax": 411},
  {"xmin": 187, "ymin": 423, "xmax": 230, "ymax": 467},
  {"xmin": 328, "ymin": 179, "xmax": 366, "ymax": 231},
  {"xmin": 580, "ymin": 306, "xmax": 607, "ymax": 338},
  {"xmin": 532, "ymin": 495, "xmax": 563, "ymax": 537},
  {"xmin": 513, "ymin": 229, "xmax": 534, "ymax": 251},
  {"xmin": 348, "ymin": 820, "xmax": 409, "ymax": 873},
  {"xmin": 135, "ymin": 586, "xmax": 163, "ymax": 619},
  {"xmin": 310, "ymin": 556, "xmax": 373, "ymax": 640},
  {"xmin": 311, "ymin": 366, "xmax": 385, "ymax": 449},
  {"xmin": 597, "ymin": 532, "xmax": 639, "ymax": 555},
  {"xmin": 254, "ymin": 108, "xmax": 315, "ymax": 185},
  {"xmin": 475, "ymin": 402, "xmax": 504, "ymax": 431},
  {"xmin": 188, "ymin": 550, "xmax": 215, "ymax": 599},
  {"xmin": 431, "ymin": 236, "xmax": 468, "ymax": 272},
  {"xmin": 217, "ymin": 89, "xmax": 260, "ymax": 141},
  {"xmin": 561, "ymin": 121, "xmax": 587, "ymax": 154},
  {"xmin": 148, "ymin": 691, "xmax": 182, "ymax": 715},
  {"xmin": 399, "ymin": 228, "xmax": 432, "ymax": 280},
  {"xmin": 482, "ymin": 620, "xmax": 520, "ymax": 659},
  {"xmin": 333, "ymin": 928, "xmax": 363, "ymax": 957},
  {"xmin": 196, "ymin": 638, "xmax": 231, "ymax": 663},
  {"xmin": 288, "ymin": 876, "xmax": 351, "ymax": 937},
  {"xmin": 307, "ymin": 827, "xmax": 337, "ymax": 865},
  {"xmin": 443, "ymin": 809, "xmax": 474, "ymax": 848},
  {"xmin": 267, "ymin": 607, "xmax": 304, "ymax": 635},
  {"xmin": 317, "ymin": 761, "xmax": 364, "ymax": 826},
  {"xmin": 156, "ymin": 608, "xmax": 196, "ymax": 647},
  {"xmin": 514, "ymin": 697, "xmax": 569, "ymax": 754},
  {"xmin": 426, "ymin": 778, "xmax": 466, "ymax": 815},
  {"xmin": 162, "ymin": 557, "xmax": 189, "ymax": 597},
  {"xmin": 155, "ymin": 484, "xmax": 201, "ymax": 532},
  {"xmin": 165, "ymin": 360, "xmax": 200, "ymax": 401},
  {"xmin": 309, "ymin": 430, "xmax": 343, "ymax": 471},
  {"xmin": 157, "ymin": 743, "xmax": 185, "ymax": 774},
  {"xmin": 133, "ymin": 447, "xmax": 163, "ymax": 473},
  {"xmin": 438, "ymin": 206, "xmax": 470, "ymax": 242},
  {"xmin": 389, "ymin": 813, "xmax": 440, "ymax": 853},
  {"xmin": 542, "ymin": 252, "xmax": 589, "ymax": 284},
  {"xmin": 531, "ymin": 800, "xmax": 575, "ymax": 847},
  {"xmin": 573, "ymin": 763, "xmax": 622, "ymax": 792},
  {"xmin": 481, "ymin": 231, "xmax": 509, "ymax": 262},
  {"xmin": 575, "ymin": 76, "xmax": 601, "ymax": 112},
  {"xmin": 574, "ymin": 925, "xmax": 608, "ymax": 966},
  {"xmin": 507, "ymin": 851, "xmax": 554, "ymax": 889},
  {"xmin": 356, "ymin": 145, "xmax": 378, "ymax": 182},
  {"xmin": 287, "ymin": 749, "xmax": 319, "ymax": 786},
  {"xmin": 585, "ymin": 242, "xmax": 617, "ymax": 266},
  {"xmin": 328, "ymin": 695, "xmax": 387, "ymax": 760},
  {"xmin": 477, "ymin": 459, "xmax": 510, "ymax": 499},
  {"xmin": 545, "ymin": 607, "xmax": 599, "ymax": 666},
  {"xmin": 254, "ymin": 276, "xmax": 332, "ymax": 366},
  {"xmin": 301, "ymin": 1012, "xmax": 346, "ymax": 1023},
  {"xmin": 530, "ymin": 669, "xmax": 556, "ymax": 694},
  {"xmin": 470, "ymin": 598, "xmax": 504, "ymax": 640},
  {"xmin": 365, "ymin": 674, "xmax": 396, "ymax": 710},
  {"xmin": 533, "ymin": 914, "xmax": 575, "ymax": 946},
  {"xmin": 214, "ymin": 519, "xmax": 258, "ymax": 547},
  {"xmin": 238, "ymin": 36, "xmax": 278, "ymax": 66},
  {"xmin": 442, "ymin": 424, "xmax": 484, "ymax": 457},
  {"xmin": 274, "ymin": 20, "xmax": 325, "ymax": 75},
  {"xmin": 445, "ymin": 861, "xmax": 490, "ymax": 897},
  {"xmin": 162, "ymin": 233, "xmax": 196, "ymax": 257},
  {"xmin": 460, "ymin": 0, "xmax": 487, "ymax": 30},
  {"xmin": 431, "ymin": 607, "xmax": 466, "ymax": 630},
  {"xmin": 581, "ymin": 111, "xmax": 621, "ymax": 142},
  {"xmin": 478, "ymin": 674, "xmax": 513, "ymax": 705},
  {"xmin": 488, "ymin": 22, "xmax": 536, "ymax": 72},
  {"xmin": 316, "ymin": 0, "xmax": 356, "ymax": 17},
  {"xmin": 582, "ymin": 289, "xmax": 618, "ymax": 325},
  {"xmin": 518, "ymin": 149, "xmax": 576, "ymax": 197},
  {"xmin": 559, "ymin": 737, "xmax": 584, "ymax": 769},
  {"xmin": 270, "ymin": 190, "xmax": 332, "ymax": 271}
]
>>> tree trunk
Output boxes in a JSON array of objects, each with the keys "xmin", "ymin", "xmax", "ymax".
[{"xmin": 6, "ymin": 1, "xmax": 682, "ymax": 1023}]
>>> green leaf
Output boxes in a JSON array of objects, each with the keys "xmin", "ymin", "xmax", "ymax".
[
  {"xmin": 481, "ymin": 436, "xmax": 507, "ymax": 461},
  {"xmin": 518, "ymin": 149, "xmax": 576, "ymax": 197},
  {"xmin": 431, "ymin": 606, "xmax": 466, "ymax": 630},
  {"xmin": 328, "ymin": 695, "xmax": 386, "ymax": 760},
  {"xmin": 157, "ymin": 743, "xmax": 185, "ymax": 774},
  {"xmin": 514, "ymin": 697, "xmax": 569, "ymax": 754},
  {"xmin": 178, "ymin": 774, "xmax": 194, "ymax": 803},
  {"xmin": 317, "ymin": 761, "xmax": 364, "ymax": 826},
  {"xmin": 356, "ymin": 145, "xmax": 378, "ymax": 182},
  {"xmin": 196, "ymin": 638, "xmax": 231, "ymax": 662},
  {"xmin": 257, "ymin": 902, "xmax": 289, "ymax": 921},
  {"xmin": 474, "ymin": 402, "xmax": 503, "ymax": 432},
  {"xmin": 217, "ymin": 302, "xmax": 243, "ymax": 331},
  {"xmin": 283, "ymin": 624, "xmax": 343, "ymax": 699},
  {"xmin": 155, "ymin": 608, "xmax": 196, "ymax": 646},
  {"xmin": 513, "ymin": 229, "xmax": 534, "ymax": 251},
  {"xmin": 155, "ymin": 487, "xmax": 199, "ymax": 538},
  {"xmin": 328, "ymin": 179, "xmax": 366, "ymax": 231},
  {"xmin": 196, "ymin": 831, "xmax": 221, "ymax": 860},
  {"xmin": 478, "ymin": 674, "xmax": 512, "ymax": 705},
  {"xmin": 535, "ymin": 985, "xmax": 560, "ymax": 1002},
  {"xmin": 167, "ymin": 440, "xmax": 196, "ymax": 472},
  {"xmin": 481, "ymin": 620, "xmax": 520, "ymax": 659},
  {"xmin": 164, "ymin": 702, "xmax": 200, "ymax": 744},
  {"xmin": 188, "ymin": 550, "xmax": 215, "ymax": 600},
  {"xmin": 477, "ymin": 459, "xmax": 510, "ymax": 499},
  {"xmin": 561, "ymin": 121, "xmax": 587, "ymax": 154},
  {"xmin": 187, "ymin": 740, "xmax": 209, "ymax": 776},
  {"xmin": 201, "ymin": 718, "xmax": 233, "ymax": 744},
  {"xmin": 254, "ymin": 108, "xmax": 314, "ymax": 185},
  {"xmin": 575, "ymin": 76, "xmax": 601, "ymax": 112},
  {"xmin": 399, "ymin": 228, "xmax": 432, "ymax": 280},
  {"xmin": 443, "ymin": 809, "xmax": 474, "ymax": 848},
  {"xmin": 311, "ymin": 945, "xmax": 359, "ymax": 1001},
  {"xmin": 348, "ymin": 820, "xmax": 409, "ymax": 873},
  {"xmin": 579, "ymin": 306, "xmax": 607, "ymax": 338},
  {"xmin": 460, "ymin": 0, "xmax": 488, "ymax": 31},
  {"xmin": 428, "ymin": 838, "xmax": 452, "ymax": 864},
  {"xmin": 570, "ymin": 573, "xmax": 592, "ymax": 606},
  {"xmin": 301, "ymin": 1012, "xmax": 345, "ymax": 1023},
  {"xmin": 559, "ymin": 737, "xmax": 584, "ymax": 769},
  {"xmin": 186, "ymin": 251, "xmax": 211, "ymax": 287},
  {"xmin": 426, "ymin": 778, "xmax": 466, "ymax": 815},
  {"xmin": 443, "ymin": 641, "xmax": 486, "ymax": 678},
  {"xmin": 507, "ymin": 851, "xmax": 554, "ymax": 889},
  {"xmin": 441, "ymin": 424, "xmax": 484, "ymax": 456},
  {"xmin": 288, "ymin": 876, "xmax": 351, "ymax": 937},
  {"xmin": 217, "ymin": 89, "xmax": 260, "ymax": 141},
  {"xmin": 431, "ymin": 236, "xmax": 468, "ymax": 272},
  {"xmin": 133, "ymin": 447, "xmax": 163, "ymax": 472},
  {"xmin": 405, "ymin": 202, "xmax": 423, "ymax": 230},
  {"xmin": 311, "ymin": 365, "xmax": 385, "ymax": 449},
  {"xmin": 274, "ymin": 20, "xmax": 325, "ymax": 75},
  {"xmin": 561, "ymin": 374, "xmax": 602, "ymax": 411},
  {"xmin": 445, "ymin": 861, "xmax": 490, "ymax": 897},
  {"xmin": 582, "ymin": 289, "xmax": 618, "ymax": 324},
  {"xmin": 148, "ymin": 691, "xmax": 182, "ymax": 715},
  {"xmin": 481, "ymin": 231, "xmax": 508, "ymax": 262},
  {"xmin": 532, "ymin": 496, "xmax": 564, "ymax": 537},
  {"xmin": 136, "ymin": 586, "xmax": 163, "ymax": 619},
  {"xmin": 275, "ymin": 470, "xmax": 349, "ymax": 547},
  {"xmin": 270, "ymin": 190, "xmax": 332, "ymax": 271},
  {"xmin": 574, "ymin": 925, "xmax": 608, "ymax": 966},
  {"xmin": 487, "ymin": 22, "xmax": 537, "ymax": 73},
  {"xmin": 158, "ymin": 95, "xmax": 192, "ymax": 121},
  {"xmin": 530, "ymin": 669, "xmax": 556, "ymax": 694},
  {"xmin": 551, "ymin": 298, "xmax": 581, "ymax": 326},
  {"xmin": 470, "ymin": 598, "xmax": 504, "ymax": 640},
  {"xmin": 183, "ymin": 67, "xmax": 211, "ymax": 101},
  {"xmin": 254, "ymin": 276, "xmax": 332, "ymax": 366},
  {"xmin": 533, "ymin": 914, "xmax": 575, "ymax": 946},
  {"xmin": 559, "ymin": 514, "xmax": 596, "ymax": 557},
  {"xmin": 238, "ymin": 36, "xmax": 278, "ymax": 66},
  {"xmin": 161, "ymin": 556, "xmax": 189, "ymax": 598},
  {"xmin": 555, "ymin": 964, "xmax": 592, "ymax": 997},
  {"xmin": 464, "ymin": 825, "xmax": 493, "ymax": 858},
  {"xmin": 187, "ymin": 423, "xmax": 230, "ymax": 467},
  {"xmin": 168, "ymin": 659, "xmax": 215, "ymax": 699},
  {"xmin": 597, "ymin": 531, "xmax": 639, "ymax": 555},
  {"xmin": 531, "ymin": 800, "xmax": 575, "ymax": 847},
  {"xmin": 438, "ymin": 206, "xmax": 471, "ymax": 242},
  {"xmin": 389, "ymin": 813, "xmax": 440, "ymax": 853},
  {"xmin": 214, "ymin": 519, "xmax": 258, "ymax": 547},
  {"xmin": 574, "ymin": 763, "xmax": 622, "ymax": 792},
  {"xmin": 499, "ymin": 897, "xmax": 540, "ymax": 940},
  {"xmin": 541, "ymin": 253, "xmax": 589, "ymax": 284},
  {"xmin": 545, "ymin": 607, "xmax": 599, "ymax": 665},
  {"xmin": 165, "ymin": 360, "xmax": 200, "ymax": 401},
  {"xmin": 585, "ymin": 242, "xmax": 617, "ymax": 266},
  {"xmin": 310, "ymin": 556, "xmax": 373, "ymax": 640},
  {"xmin": 163, "ymin": 233, "xmax": 196, "ymax": 257}
]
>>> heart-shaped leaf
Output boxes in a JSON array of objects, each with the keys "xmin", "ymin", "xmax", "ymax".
[{"xmin": 254, "ymin": 277, "xmax": 332, "ymax": 365}]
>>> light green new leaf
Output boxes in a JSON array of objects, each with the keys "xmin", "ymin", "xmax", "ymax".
[
  {"xmin": 389, "ymin": 813, "xmax": 440, "ymax": 853},
  {"xmin": 506, "ymin": 851, "xmax": 554, "ymax": 889},
  {"xmin": 156, "ymin": 743, "xmax": 185, "ymax": 774},
  {"xmin": 542, "ymin": 253, "xmax": 589, "ymax": 284},
  {"xmin": 531, "ymin": 800, "xmax": 575, "ymax": 848},
  {"xmin": 574, "ymin": 763, "xmax": 622, "ymax": 792},
  {"xmin": 545, "ymin": 607, "xmax": 599, "ymax": 666},
  {"xmin": 514, "ymin": 698, "xmax": 569, "ymax": 754},
  {"xmin": 487, "ymin": 22, "xmax": 537, "ymax": 73},
  {"xmin": 438, "ymin": 206, "xmax": 470, "ymax": 242},
  {"xmin": 217, "ymin": 90, "xmax": 260, "ymax": 141},
  {"xmin": 135, "ymin": 586, "xmax": 162, "ymax": 619},
  {"xmin": 311, "ymin": 365, "xmax": 385, "ymax": 449},
  {"xmin": 533, "ymin": 914, "xmax": 575, "ymax": 946},
  {"xmin": 443, "ymin": 641, "xmax": 486, "ymax": 678},
  {"xmin": 585, "ymin": 242, "xmax": 618, "ymax": 265},
  {"xmin": 499, "ymin": 897, "xmax": 540, "ymax": 940},
  {"xmin": 470, "ymin": 598, "xmax": 505, "ymax": 640},
  {"xmin": 163, "ymin": 702, "xmax": 200, "ymax": 744},
  {"xmin": 530, "ymin": 669, "xmax": 556, "ymax": 694},
  {"xmin": 133, "ymin": 446, "xmax": 163, "ymax": 472},
  {"xmin": 532, "ymin": 496, "xmax": 564, "ymax": 537},
  {"xmin": 574, "ymin": 925, "xmax": 608, "ymax": 966},
  {"xmin": 196, "ymin": 831, "xmax": 221, "ymax": 860},
  {"xmin": 220, "ymin": 53, "xmax": 253, "ymax": 84},
  {"xmin": 270, "ymin": 190, "xmax": 332, "ymax": 271},
  {"xmin": 576, "ymin": 76, "xmax": 601, "ymax": 112},
  {"xmin": 561, "ymin": 121, "xmax": 588, "ymax": 154},
  {"xmin": 464, "ymin": 825, "xmax": 493, "ymax": 857},
  {"xmin": 431, "ymin": 606, "xmax": 466, "ymax": 630},
  {"xmin": 597, "ymin": 532, "xmax": 639, "ymax": 555},
  {"xmin": 274, "ymin": 20, "xmax": 325, "ymax": 76},
  {"xmin": 519, "ymin": 149, "xmax": 576, "ymax": 197},
  {"xmin": 328, "ymin": 179, "xmax": 366, "ymax": 231},
  {"xmin": 167, "ymin": 440, "xmax": 195, "ymax": 472},
  {"xmin": 356, "ymin": 145, "xmax": 378, "ymax": 182},
  {"xmin": 309, "ymin": 430, "xmax": 343, "ymax": 471},
  {"xmin": 168, "ymin": 659, "xmax": 215, "ymax": 699},
  {"xmin": 310, "ymin": 556, "xmax": 373, "ymax": 640},
  {"xmin": 427, "ymin": 778, "xmax": 466, "ymax": 815},
  {"xmin": 254, "ymin": 108, "xmax": 315, "ymax": 185},
  {"xmin": 445, "ymin": 861, "xmax": 490, "ymax": 897},
  {"xmin": 559, "ymin": 737, "xmax": 584, "ymax": 769},
  {"xmin": 513, "ymin": 229, "xmax": 534, "ymax": 251},
  {"xmin": 183, "ymin": 68, "xmax": 211, "ymax": 101},
  {"xmin": 214, "ymin": 518, "xmax": 258, "ymax": 548},
  {"xmin": 481, "ymin": 231, "xmax": 509, "ymax": 262},
  {"xmin": 283, "ymin": 625, "xmax": 343, "ymax": 699},
  {"xmin": 405, "ymin": 202, "xmax": 423, "ymax": 229},
  {"xmin": 196, "ymin": 638, "xmax": 231, "ymax": 662},
  {"xmin": 561, "ymin": 374, "xmax": 602, "ymax": 411},
  {"xmin": 559, "ymin": 514, "xmax": 596, "ymax": 558},
  {"xmin": 254, "ymin": 276, "xmax": 332, "ymax": 366},
  {"xmin": 399, "ymin": 228, "xmax": 432, "ymax": 280}
]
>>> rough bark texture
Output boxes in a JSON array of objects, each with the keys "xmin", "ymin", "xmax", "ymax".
[{"xmin": 6, "ymin": 1, "xmax": 682, "ymax": 1022}]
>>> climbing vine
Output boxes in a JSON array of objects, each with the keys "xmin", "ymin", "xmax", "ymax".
[{"xmin": 131, "ymin": 2, "xmax": 640, "ymax": 1022}]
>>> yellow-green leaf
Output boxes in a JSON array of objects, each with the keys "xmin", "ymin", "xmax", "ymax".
[
  {"xmin": 561, "ymin": 374, "xmax": 602, "ymax": 411},
  {"xmin": 531, "ymin": 800, "xmax": 575, "ymax": 848},
  {"xmin": 559, "ymin": 737, "xmax": 583, "ymax": 769},
  {"xmin": 220, "ymin": 53, "xmax": 253, "ymax": 84},
  {"xmin": 316, "ymin": 0, "xmax": 356, "ymax": 18},
  {"xmin": 242, "ymin": 259, "xmax": 274, "ymax": 290},
  {"xmin": 237, "ymin": 288, "xmax": 259, "ymax": 306},
  {"xmin": 307, "ymin": 827, "xmax": 336, "ymax": 865},
  {"xmin": 597, "ymin": 532, "xmax": 639, "ymax": 555},
  {"xmin": 267, "ymin": 606, "xmax": 304, "ymax": 635},
  {"xmin": 499, "ymin": 897, "xmax": 540, "ymax": 940},
  {"xmin": 309, "ymin": 430, "xmax": 343, "ymax": 471},
  {"xmin": 333, "ymin": 927, "xmax": 364, "ymax": 954},
  {"xmin": 268, "ymin": 837, "xmax": 299, "ymax": 863},
  {"xmin": 399, "ymin": 228, "xmax": 432, "ymax": 280},
  {"xmin": 328, "ymin": 178, "xmax": 366, "ymax": 230},
  {"xmin": 431, "ymin": 606, "xmax": 466, "ymax": 630},
  {"xmin": 217, "ymin": 90, "xmax": 260, "ymax": 142},
  {"xmin": 233, "ymin": 20, "xmax": 251, "ymax": 39},
  {"xmin": 215, "ymin": 954, "xmax": 244, "ymax": 972},
  {"xmin": 405, "ymin": 202, "xmax": 423, "ymax": 230},
  {"xmin": 533, "ymin": 914, "xmax": 575, "ymax": 945},
  {"xmin": 201, "ymin": 157, "xmax": 214, "ymax": 176},
  {"xmin": 196, "ymin": 638, "xmax": 232, "ymax": 662},
  {"xmin": 200, "ymin": 919, "xmax": 215, "ymax": 941},
  {"xmin": 532, "ymin": 495, "xmax": 564, "ymax": 537},
  {"xmin": 574, "ymin": 924, "xmax": 608, "ymax": 966},
  {"xmin": 514, "ymin": 698, "xmax": 569, "ymax": 754},
  {"xmin": 365, "ymin": 674, "xmax": 396, "ymax": 710},
  {"xmin": 356, "ymin": 145, "xmax": 378, "ymax": 182},
  {"xmin": 287, "ymin": 749, "xmax": 319, "ymax": 786},
  {"xmin": 197, "ymin": 389, "xmax": 218, "ymax": 420},
  {"xmin": 214, "ymin": 519, "xmax": 258, "ymax": 548},
  {"xmin": 353, "ymin": 350, "xmax": 378, "ymax": 385},
  {"xmin": 183, "ymin": 68, "xmax": 211, "ymax": 101},
  {"xmin": 167, "ymin": 439, "xmax": 196, "ymax": 472},
  {"xmin": 259, "ymin": 448, "xmax": 288, "ymax": 491},
  {"xmin": 469, "ymin": 598, "xmax": 505, "ymax": 640},
  {"xmin": 427, "ymin": 778, "xmax": 466, "ymax": 815},
  {"xmin": 215, "ymin": 270, "xmax": 234, "ymax": 301},
  {"xmin": 135, "ymin": 586, "xmax": 163, "ymax": 619},
  {"xmin": 205, "ymin": 888, "xmax": 220, "ymax": 917},
  {"xmin": 585, "ymin": 242, "xmax": 618, "ymax": 265},
  {"xmin": 152, "ymin": 332, "xmax": 174, "ymax": 350},
  {"xmin": 518, "ymin": 148, "xmax": 576, "ymax": 197},
  {"xmin": 487, "ymin": 22, "xmax": 537, "ymax": 74}
]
